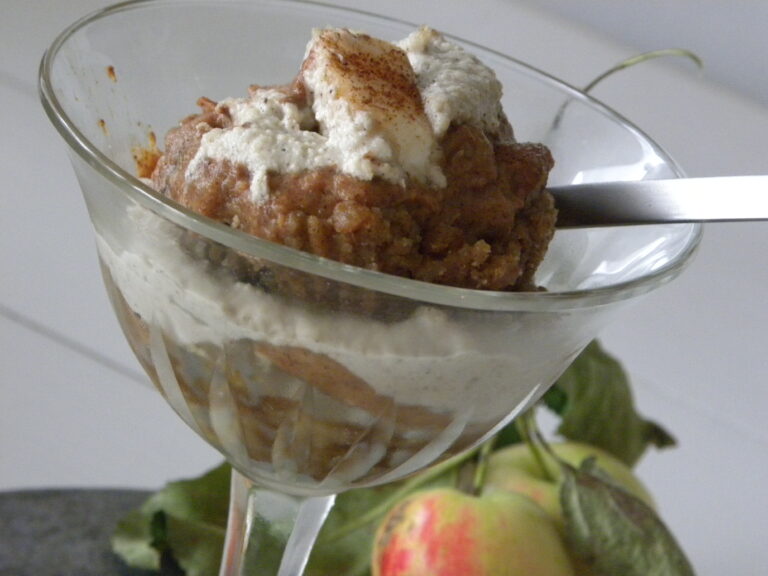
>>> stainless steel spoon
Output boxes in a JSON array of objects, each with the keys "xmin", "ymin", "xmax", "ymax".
[{"xmin": 549, "ymin": 175, "xmax": 768, "ymax": 227}]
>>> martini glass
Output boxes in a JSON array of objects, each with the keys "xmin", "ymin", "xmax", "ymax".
[{"xmin": 40, "ymin": 1, "xmax": 701, "ymax": 574}]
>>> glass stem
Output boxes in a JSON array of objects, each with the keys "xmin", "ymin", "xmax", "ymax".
[
  {"xmin": 277, "ymin": 494, "xmax": 337, "ymax": 576},
  {"xmin": 220, "ymin": 468, "xmax": 336, "ymax": 576}
]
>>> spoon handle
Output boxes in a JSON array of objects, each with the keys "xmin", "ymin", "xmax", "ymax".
[{"xmin": 549, "ymin": 175, "xmax": 768, "ymax": 227}]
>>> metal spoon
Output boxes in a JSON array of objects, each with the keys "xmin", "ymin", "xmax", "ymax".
[{"xmin": 549, "ymin": 175, "xmax": 768, "ymax": 227}]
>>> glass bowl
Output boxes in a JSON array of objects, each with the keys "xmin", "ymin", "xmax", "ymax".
[
  {"xmin": 42, "ymin": 1, "xmax": 699, "ymax": 493},
  {"xmin": 40, "ymin": 1, "xmax": 701, "ymax": 573}
]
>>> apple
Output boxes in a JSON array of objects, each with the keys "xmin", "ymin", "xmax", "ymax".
[
  {"xmin": 372, "ymin": 487, "xmax": 575, "ymax": 576},
  {"xmin": 484, "ymin": 441, "xmax": 655, "ymax": 531}
]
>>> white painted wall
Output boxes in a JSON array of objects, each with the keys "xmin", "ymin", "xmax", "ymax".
[{"xmin": 525, "ymin": 0, "xmax": 768, "ymax": 107}]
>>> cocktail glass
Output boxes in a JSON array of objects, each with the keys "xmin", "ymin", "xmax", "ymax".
[{"xmin": 40, "ymin": 1, "xmax": 701, "ymax": 574}]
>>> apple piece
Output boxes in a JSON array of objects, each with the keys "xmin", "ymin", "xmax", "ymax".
[
  {"xmin": 372, "ymin": 487, "xmax": 574, "ymax": 576},
  {"xmin": 484, "ymin": 441, "xmax": 655, "ymax": 530}
]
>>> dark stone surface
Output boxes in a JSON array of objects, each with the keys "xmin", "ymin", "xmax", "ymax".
[{"xmin": 0, "ymin": 488, "xmax": 180, "ymax": 576}]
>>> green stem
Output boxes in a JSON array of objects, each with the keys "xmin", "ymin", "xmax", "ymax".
[
  {"xmin": 549, "ymin": 48, "xmax": 703, "ymax": 133},
  {"xmin": 516, "ymin": 410, "xmax": 556, "ymax": 482},
  {"xmin": 582, "ymin": 48, "xmax": 703, "ymax": 94},
  {"xmin": 471, "ymin": 436, "xmax": 497, "ymax": 496},
  {"xmin": 318, "ymin": 450, "xmax": 477, "ymax": 544}
]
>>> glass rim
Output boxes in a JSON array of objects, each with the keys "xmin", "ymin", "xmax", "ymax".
[{"xmin": 39, "ymin": 0, "xmax": 702, "ymax": 312}]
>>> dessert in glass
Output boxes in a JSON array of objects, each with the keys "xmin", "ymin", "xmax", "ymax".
[{"xmin": 40, "ymin": 1, "xmax": 701, "ymax": 574}]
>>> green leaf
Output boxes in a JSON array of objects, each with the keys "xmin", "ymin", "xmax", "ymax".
[
  {"xmin": 243, "ymin": 513, "xmax": 294, "ymax": 576},
  {"xmin": 111, "ymin": 463, "xmax": 230, "ymax": 575},
  {"xmin": 541, "ymin": 382, "xmax": 568, "ymax": 414},
  {"xmin": 492, "ymin": 418, "xmax": 523, "ymax": 450},
  {"xmin": 148, "ymin": 464, "xmax": 229, "ymax": 576},
  {"xmin": 561, "ymin": 459, "xmax": 696, "ymax": 576},
  {"xmin": 163, "ymin": 512, "xmax": 226, "ymax": 576},
  {"xmin": 111, "ymin": 508, "xmax": 162, "ymax": 570},
  {"xmin": 547, "ymin": 340, "xmax": 675, "ymax": 466},
  {"xmin": 147, "ymin": 463, "xmax": 231, "ymax": 528}
]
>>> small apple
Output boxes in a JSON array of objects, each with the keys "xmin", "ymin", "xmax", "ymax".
[
  {"xmin": 484, "ymin": 441, "xmax": 655, "ymax": 530},
  {"xmin": 372, "ymin": 487, "xmax": 574, "ymax": 576}
]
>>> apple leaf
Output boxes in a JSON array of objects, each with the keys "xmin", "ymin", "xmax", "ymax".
[
  {"xmin": 544, "ymin": 340, "xmax": 675, "ymax": 466},
  {"xmin": 493, "ymin": 419, "xmax": 523, "ymax": 449},
  {"xmin": 111, "ymin": 463, "xmax": 230, "ymax": 575},
  {"xmin": 159, "ymin": 511, "xmax": 227, "ymax": 576},
  {"xmin": 561, "ymin": 459, "xmax": 696, "ymax": 576},
  {"xmin": 111, "ymin": 507, "xmax": 162, "ymax": 571}
]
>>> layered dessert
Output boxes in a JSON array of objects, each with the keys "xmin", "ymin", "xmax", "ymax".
[{"xmin": 102, "ymin": 27, "xmax": 558, "ymax": 492}]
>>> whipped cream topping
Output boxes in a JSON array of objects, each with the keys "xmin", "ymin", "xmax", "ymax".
[
  {"xmin": 185, "ymin": 27, "xmax": 506, "ymax": 203},
  {"xmin": 301, "ymin": 28, "xmax": 444, "ymax": 190},
  {"xmin": 398, "ymin": 27, "xmax": 504, "ymax": 138},
  {"xmin": 185, "ymin": 90, "xmax": 332, "ymax": 202}
]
